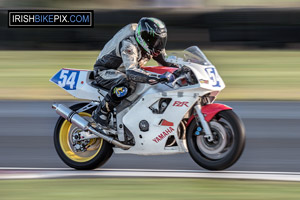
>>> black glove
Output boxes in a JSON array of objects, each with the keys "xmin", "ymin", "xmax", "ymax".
[{"xmin": 169, "ymin": 63, "xmax": 180, "ymax": 68}]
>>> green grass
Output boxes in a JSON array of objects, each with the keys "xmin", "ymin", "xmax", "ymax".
[
  {"xmin": 1, "ymin": 178, "xmax": 300, "ymax": 200},
  {"xmin": 0, "ymin": 50, "xmax": 299, "ymax": 100},
  {"xmin": 204, "ymin": 50, "xmax": 300, "ymax": 100}
]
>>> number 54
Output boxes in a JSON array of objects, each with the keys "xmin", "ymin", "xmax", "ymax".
[{"xmin": 58, "ymin": 70, "xmax": 76, "ymax": 89}]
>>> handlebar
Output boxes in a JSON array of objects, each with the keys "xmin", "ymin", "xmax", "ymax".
[{"xmin": 171, "ymin": 75, "xmax": 186, "ymax": 88}]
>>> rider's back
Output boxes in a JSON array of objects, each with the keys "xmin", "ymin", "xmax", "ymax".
[{"xmin": 98, "ymin": 23, "xmax": 137, "ymax": 59}]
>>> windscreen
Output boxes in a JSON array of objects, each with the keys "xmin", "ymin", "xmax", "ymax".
[
  {"xmin": 169, "ymin": 46, "xmax": 212, "ymax": 66},
  {"xmin": 182, "ymin": 46, "xmax": 212, "ymax": 66}
]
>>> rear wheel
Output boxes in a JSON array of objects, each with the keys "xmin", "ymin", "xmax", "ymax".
[
  {"xmin": 187, "ymin": 110, "xmax": 245, "ymax": 170},
  {"xmin": 54, "ymin": 103, "xmax": 113, "ymax": 170}
]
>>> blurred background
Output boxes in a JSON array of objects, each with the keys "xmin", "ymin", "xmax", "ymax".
[
  {"xmin": 3, "ymin": 0, "xmax": 300, "ymax": 50},
  {"xmin": 0, "ymin": 0, "xmax": 300, "ymax": 100},
  {"xmin": 1, "ymin": 1, "xmax": 300, "ymax": 199}
]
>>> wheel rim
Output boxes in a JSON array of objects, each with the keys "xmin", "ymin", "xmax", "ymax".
[
  {"xmin": 196, "ymin": 119, "xmax": 234, "ymax": 160},
  {"xmin": 59, "ymin": 112, "xmax": 103, "ymax": 162}
]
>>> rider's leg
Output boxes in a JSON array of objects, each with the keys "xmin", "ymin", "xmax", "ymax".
[
  {"xmin": 92, "ymin": 70, "xmax": 130, "ymax": 128},
  {"xmin": 93, "ymin": 84, "xmax": 129, "ymax": 128}
]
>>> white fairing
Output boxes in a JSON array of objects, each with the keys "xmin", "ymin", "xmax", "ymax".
[
  {"xmin": 50, "ymin": 46, "xmax": 226, "ymax": 155},
  {"xmin": 50, "ymin": 69, "xmax": 107, "ymax": 101},
  {"xmin": 116, "ymin": 90, "xmax": 198, "ymax": 155}
]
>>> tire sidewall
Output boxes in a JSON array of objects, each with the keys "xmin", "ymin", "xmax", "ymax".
[{"xmin": 187, "ymin": 110, "xmax": 245, "ymax": 170}]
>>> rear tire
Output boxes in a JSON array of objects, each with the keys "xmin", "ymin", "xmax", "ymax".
[
  {"xmin": 54, "ymin": 103, "xmax": 113, "ymax": 170},
  {"xmin": 187, "ymin": 110, "xmax": 245, "ymax": 170}
]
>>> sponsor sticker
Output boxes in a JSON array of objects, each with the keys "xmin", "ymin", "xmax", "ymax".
[
  {"xmin": 153, "ymin": 127, "xmax": 174, "ymax": 143},
  {"xmin": 113, "ymin": 87, "xmax": 128, "ymax": 98},
  {"xmin": 173, "ymin": 101, "xmax": 189, "ymax": 107},
  {"xmin": 199, "ymin": 79, "xmax": 209, "ymax": 84}
]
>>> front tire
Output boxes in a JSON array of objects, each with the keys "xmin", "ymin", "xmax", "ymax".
[
  {"xmin": 54, "ymin": 103, "xmax": 113, "ymax": 170},
  {"xmin": 187, "ymin": 110, "xmax": 245, "ymax": 170}
]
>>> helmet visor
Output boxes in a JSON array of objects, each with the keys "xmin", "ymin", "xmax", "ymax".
[{"xmin": 148, "ymin": 34, "xmax": 167, "ymax": 52}]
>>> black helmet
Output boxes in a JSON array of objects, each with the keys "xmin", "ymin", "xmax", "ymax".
[{"xmin": 135, "ymin": 17, "xmax": 167, "ymax": 57}]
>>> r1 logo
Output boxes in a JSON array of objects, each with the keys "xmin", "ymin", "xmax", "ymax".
[
  {"xmin": 50, "ymin": 69, "xmax": 80, "ymax": 90},
  {"xmin": 173, "ymin": 101, "xmax": 189, "ymax": 107}
]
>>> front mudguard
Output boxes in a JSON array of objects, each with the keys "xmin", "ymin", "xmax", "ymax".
[{"xmin": 186, "ymin": 103, "xmax": 232, "ymax": 127}]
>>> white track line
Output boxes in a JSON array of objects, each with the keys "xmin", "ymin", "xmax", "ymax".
[{"xmin": 1, "ymin": 168, "xmax": 300, "ymax": 181}]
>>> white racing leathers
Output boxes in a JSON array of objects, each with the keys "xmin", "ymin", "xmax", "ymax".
[{"xmin": 94, "ymin": 23, "xmax": 173, "ymax": 92}]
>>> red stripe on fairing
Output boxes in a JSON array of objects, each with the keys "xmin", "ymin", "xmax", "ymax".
[
  {"xmin": 160, "ymin": 120, "xmax": 174, "ymax": 126},
  {"xmin": 186, "ymin": 103, "xmax": 232, "ymax": 126},
  {"xmin": 142, "ymin": 66, "xmax": 177, "ymax": 74}
]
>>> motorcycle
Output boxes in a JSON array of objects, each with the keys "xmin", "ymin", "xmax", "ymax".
[{"xmin": 50, "ymin": 46, "xmax": 245, "ymax": 170}]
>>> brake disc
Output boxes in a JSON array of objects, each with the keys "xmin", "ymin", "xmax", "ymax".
[{"xmin": 196, "ymin": 121, "xmax": 227, "ymax": 159}]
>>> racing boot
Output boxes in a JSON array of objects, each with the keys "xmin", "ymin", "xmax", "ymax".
[
  {"xmin": 92, "ymin": 100, "xmax": 113, "ymax": 129},
  {"xmin": 93, "ymin": 85, "xmax": 127, "ymax": 129}
]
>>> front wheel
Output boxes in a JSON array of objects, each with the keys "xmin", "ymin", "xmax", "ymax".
[
  {"xmin": 187, "ymin": 110, "xmax": 245, "ymax": 170},
  {"xmin": 54, "ymin": 103, "xmax": 113, "ymax": 170}
]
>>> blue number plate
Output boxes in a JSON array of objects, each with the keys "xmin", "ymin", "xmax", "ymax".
[{"xmin": 50, "ymin": 69, "xmax": 80, "ymax": 90}]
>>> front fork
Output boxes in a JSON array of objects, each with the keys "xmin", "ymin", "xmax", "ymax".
[{"xmin": 194, "ymin": 103, "xmax": 214, "ymax": 142}]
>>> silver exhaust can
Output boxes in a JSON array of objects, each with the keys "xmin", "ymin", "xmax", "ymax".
[
  {"xmin": 52, "ymin": 103, "xmax": 132, "ymax": 150},
  {"xmin": 52, "ymin": 103, "xmax": 89, "ymax": 130}
]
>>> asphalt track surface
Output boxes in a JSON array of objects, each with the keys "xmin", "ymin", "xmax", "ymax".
[{"xmin": 0, "ymin": 101, "xmax": 300, "ymax": 173}]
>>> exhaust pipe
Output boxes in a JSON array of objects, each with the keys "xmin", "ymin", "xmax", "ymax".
[{"xmin": 52, "ymin": 103, "xmax": 132, "ymax": 150}]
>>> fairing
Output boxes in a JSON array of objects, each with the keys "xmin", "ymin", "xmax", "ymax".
[{"xmin": 186, "ymin": 103, "xmax": 232, "ymax": 126}]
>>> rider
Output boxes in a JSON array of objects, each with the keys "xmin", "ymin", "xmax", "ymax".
[{"xmin": 93, "ymin": 17, "xmax": 177, "ymax": 128}]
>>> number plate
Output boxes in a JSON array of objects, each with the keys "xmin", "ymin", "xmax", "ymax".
[
  {"xmin": 205, "ymin": 67, "xmax": 221, "ymax": 87},
  {"xmin": 50, "ymin": 69, "xmax": 80, "ymax": 90}
]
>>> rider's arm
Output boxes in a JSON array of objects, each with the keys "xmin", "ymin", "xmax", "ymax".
[
  {"xmin": 153, "ymin": 49, "xmax": 178, "ymax": 67},
  {"xmin": 121, "ymin": 40, "xmax": 161, "ymax": 84}
]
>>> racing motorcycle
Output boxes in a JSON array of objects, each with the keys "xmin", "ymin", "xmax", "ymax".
[{"xmin": 50, "ymin": 46, "xmax": 245, "ymax": 170}]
